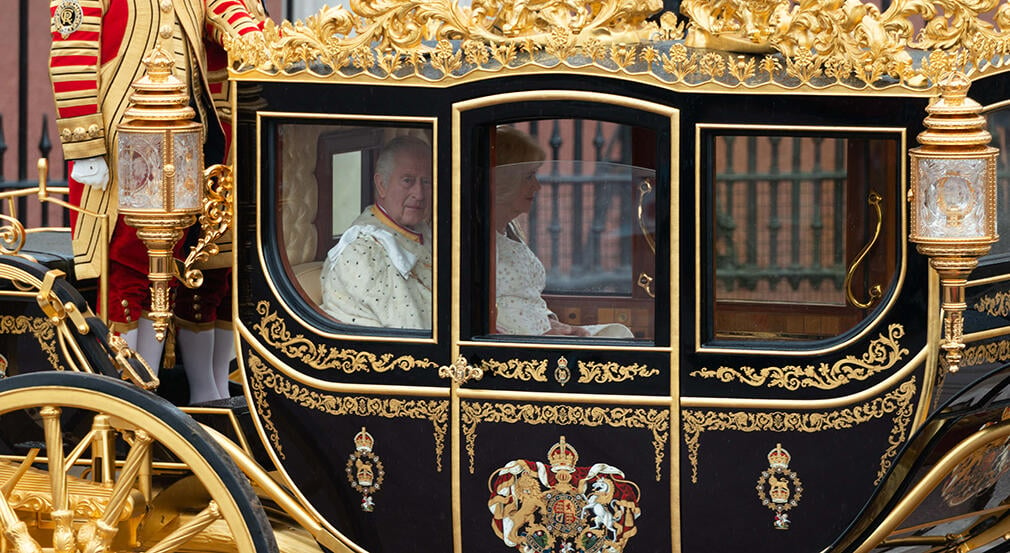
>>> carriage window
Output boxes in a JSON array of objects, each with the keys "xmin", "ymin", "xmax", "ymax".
[
  {"xmin": 984, "ymin": 106, "xmax": 1010, "ymax": 260},
  {"xmin": 707, "ymin": 131, "xmax": 900, "ymax": 342},
  {"xmin": 274, "ymin": 121, "xmax": 434, "ymax": 333},
  {"xmin": 489, "ymin": 121, "xmax": 655, "ymax": 340}
]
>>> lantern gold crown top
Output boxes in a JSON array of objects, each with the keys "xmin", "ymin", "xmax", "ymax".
[
  {"xmin": 917, "ymin": 72, "xmax": 991, "ymax": 151},
  {"xmin": 123, "ymin": 45, "xmax": 195, "ymax": 125}
]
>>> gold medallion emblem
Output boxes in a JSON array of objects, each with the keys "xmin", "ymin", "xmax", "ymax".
[
  {"xmin": 756, "ymin": 443, "xmax": 803, "ymax": 530},
  {"xmin": 53, "ymin": 0, "xmax": 84, "ymax": 39},
  {"xmin": 488, "ymin": 436, "xmax": 641, "ymax": 552},
  {"xmin": 345, "ymin": 427, "xmax": 384, "ymax": 512}
]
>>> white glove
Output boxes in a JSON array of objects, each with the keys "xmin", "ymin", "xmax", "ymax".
[{"xmin": 71, "ymin": 155, "xmax": 110, "ymax": 190}]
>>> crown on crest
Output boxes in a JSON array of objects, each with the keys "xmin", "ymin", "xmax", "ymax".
[
  {"xmin": 548, "ymin": 436, "xmax": 579, "ymax": 471},
  {"xmin": 354, "ymin": 427, "xmax": 374, "ymax": 452},
  {"xmin": 767, "ymin": 443, "xmax": 791, "ymax": 469}
]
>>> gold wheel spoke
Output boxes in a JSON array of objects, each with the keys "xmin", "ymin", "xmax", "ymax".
[
  {"xmin": 146, "ymin": 500, "xmax": 223, "ymax": 553},
  {"xmin": 41, "ymin": 407, "xmax": 75, "ymax": 553}
]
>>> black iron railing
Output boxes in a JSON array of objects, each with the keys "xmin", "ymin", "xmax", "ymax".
[{"xmin": 0, "ymin": 113, "xmax": 71, "ymax": 229}]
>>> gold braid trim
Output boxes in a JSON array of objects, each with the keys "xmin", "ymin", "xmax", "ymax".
[
  {"xmin": 461, "ymin": 401, "xmax": 669, "ymax": 481},
  {"xmin": 248, "ymin": 354, "xmax": 448, "ymax": 470}
]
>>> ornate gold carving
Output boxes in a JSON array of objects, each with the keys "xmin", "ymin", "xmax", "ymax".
[
  {"xmin": 181, "ymin": 164, "xmax": 234, "ymax": 288},
  {"xmin": 228, "ymin": 0, "xmax": 1010, "ymax": 91},
  {"xmin": 0, "ymin": 315, "xmax": 62, "ymax": 371},
  {"xmin": 577, "ymin": 361, "xmax": 659, "ymax": 384},
  {"xmin": 253, "ymin": 301, "xmax": 438, "ymax": 373},
  {"xmin": 461, "ymin": 401, "xmax": 670, "ymax": 481},
  {"xmin": 248, "ymin": 354, "xmax": 448, "ymax": 470},
  {"xmin": 0, "ymin": 215, "xmax": 26, "ymax": 255},
  {"xmin": 481, "ymin": 358, "xmax": 548, "ymax": 382},
  {"xmin": 439, "ymin": 355, "xmax": 483, "ymax": 385},
  {"xmin": 974, "ymin": 291, "xmax": 1010, "ymax": 318},
  {"xmin": 690, "ymin": 324, "xmax": 907, "ymax": 390},
  {"xmin": 962, "ymin": 338, "xmax": 1010, "ymax": 367},
  {"xmin": 682, "ymin": 378, "xmax": 916, "ymax": 485}
]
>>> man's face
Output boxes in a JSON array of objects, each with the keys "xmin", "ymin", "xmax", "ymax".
[{"xmin": 375, "ymin": 150, "xmax": 432, "ymax": 229}]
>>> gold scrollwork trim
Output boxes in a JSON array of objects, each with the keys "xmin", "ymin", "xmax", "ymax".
[
  {"xmin": 690, "ymin": 324, "xmax": 907, "ymax": 390},
  {"xmin": 577, "ymin": 361, "xmax": 659, "ymax": 384},
  {"xmin": 682, "ymin": 378, "xmax": 916, "ymax": 486},
  {"xmin": 229, "ymin": 1, "xmax": 1010, "ymax": 92},
  {"xmin": 962, "ymin": 338, "xmax": 1010, "ymax": 368},
  {"xmin": 461, "ymin": 401, "xmax": 669, "ymax": 481},
  {"xmin": 0, "ymin": 315, "xmax": 62, "ymax": 371},
  {"xmin": 0, "ymin": 214, "xmax": 26, "ymax": 255},
  {"xmin": 974, "ymin": 291, "xmax": 1010, "ymax": 318},
  {"xmin": 481, "ymin": 359, "xmax": 548, "ymax": 382},
  {"xmin": 248, "ymin": 354, "xmax": 448, "ymax": 470},
  {"xmin": 253, "ymin": 301, "xmax": 438, "ymax": 373}
]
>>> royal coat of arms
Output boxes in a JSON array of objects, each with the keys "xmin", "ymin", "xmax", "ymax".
[{"xmin": 488, "ymin": 436, "xmax": 641, "ymax": 553}]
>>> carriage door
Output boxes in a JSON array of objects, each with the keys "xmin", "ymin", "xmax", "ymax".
[
  {"xmin": 680, "ymin": 123, "xmax": 909, "ymax": 551},
  {"xmin": 451, "ymin": 92, "xmax": 677, "ymax": 552},
  {"xmin": 240, "ymin": 107, "xmax": 453, "ymax": 551}
]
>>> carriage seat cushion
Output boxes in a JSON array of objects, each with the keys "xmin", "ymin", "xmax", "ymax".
[
  {"xmin": 294, "ymin": 261, "xmax": 323, "ymax": 305},
  {"xmin": 18, "ymin": 231, "xmax": 80, "ymax": 283}
]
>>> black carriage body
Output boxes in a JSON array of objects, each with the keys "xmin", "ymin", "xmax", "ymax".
[{"xmin": 231, "ymin": 66, "xmax": 1010, "ymax": 553}]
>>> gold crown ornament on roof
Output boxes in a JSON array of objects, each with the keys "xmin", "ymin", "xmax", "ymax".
[{"xmin": 225, "ymin": 0, "xmax": 1010, "ymax": 92}]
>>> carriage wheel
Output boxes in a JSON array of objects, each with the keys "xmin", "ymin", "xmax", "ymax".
[{"xmin": 0, "ymin": 371, "xmax": 277, "ymax": 553}]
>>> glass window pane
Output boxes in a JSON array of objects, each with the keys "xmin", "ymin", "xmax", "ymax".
[
  {"xmin": 709, "ymin": 132, "xmax": 899, "ymax": 342},
  {"xmin": 489, "ymin": 120, "xmax": 655, "ymax": 340},
  {"xmin": 275, "ymin": 122, "xmax": 434, "ymax": 334}
]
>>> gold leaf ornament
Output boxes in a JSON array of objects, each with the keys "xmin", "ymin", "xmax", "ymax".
[{"xmin": 690, "ymin": 324, "xmax": 907, "ymax": 390}]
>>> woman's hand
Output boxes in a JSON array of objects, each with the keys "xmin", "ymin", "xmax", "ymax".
[{"xmin": 546, "ymin": 319, "xmax": 590, "ymax": 336}]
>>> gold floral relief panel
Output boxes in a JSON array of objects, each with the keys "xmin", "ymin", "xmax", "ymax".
[
  {"xmin": 974, "ymin": 291, "xmax": 1010, "ymax": 318},
  {"xmin": 481, "ymin": 358, "xmax": 548, "ymax": 382},
  {"xmin": 577, "ymin": 361, "xmax": 660, "ymax": 384},
  {"xmin": 0, "ymin": 315, "xmax": 63, "ymax": 372},
  {"xmin": 252, "ymin": 301, "xmax": 438, "ymax": 373},
  {"xmin": 962, "ymin": 338, "xmax": 1010, "ymax": 368},
  {"xmin": 461, "ymin": 401, "xmax": 670, "ymax": 481},
  {"xmin": 229, "ymin": 0, "xmax": 1010, "ymax": 91},
  {"xmin": 690, "ymin": 324, "xmax": 907, "ymax": 390},
  {"xmin": 682, "ymin": 378, "xmax": 916, "ymax": 486},
  {"xmin": 247, "ymin": 354, "xmax": 448, "ymax": 469}
]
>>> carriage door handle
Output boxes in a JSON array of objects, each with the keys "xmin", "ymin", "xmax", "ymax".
[
  {"xmin": 637, "ymin": 178, "xmax": 657, "ymax": 298},
  {"xmin": 844, "ymin": 191, "xmax": 884, "ymax": 309},
  {"xmin": 439, "ymin": 355, "xmax": 483, "ymax": 386}
]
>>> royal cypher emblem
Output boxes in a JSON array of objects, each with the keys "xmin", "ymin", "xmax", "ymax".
[
  {"xmin": 488, "ymin": 436, "xmax": 641, "ymax": 553},
  {"xmin": 346, "ymin": 427, "xmax": 384, "ymax": 512},
  {"xmin": 756, "ymin": 443, "xmax": 803, "ymax": 530},
  {"xmin": 53, "ymin": 0, "xmax": 84, "ymax": 39}
]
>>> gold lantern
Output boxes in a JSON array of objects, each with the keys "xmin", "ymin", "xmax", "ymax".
[
  {"xmin": 909, "ymin": 72, "xmax": 1000, "ymax": 373},
  {"xmin": 116, "ymin": 45, "xmax": 204, "ymax": 341}
]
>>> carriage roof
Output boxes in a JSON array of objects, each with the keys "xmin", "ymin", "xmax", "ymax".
[{"xmin": 225, "ymin": 0, "xmax": 1010, "ymax": 95}]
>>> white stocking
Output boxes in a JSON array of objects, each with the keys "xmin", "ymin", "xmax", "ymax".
[
  {"xmin": 136, "ymin": 318, "xmax": 165, "ymax": 377},
  {"xmin": 212, "ymin": 328, "xmax": 235, "ymax": 399},
  {"xmin": 120, "ymin": 328, "xmax": 138, "ymax": 351},
  {"xmin": 178, "ymin": 328, "xmax": 221, "ymax": 404}
]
